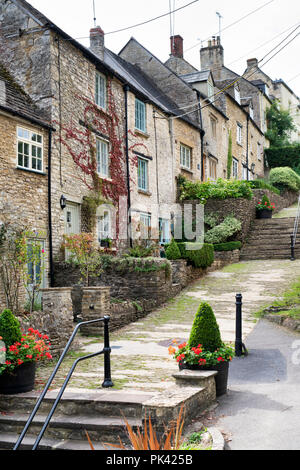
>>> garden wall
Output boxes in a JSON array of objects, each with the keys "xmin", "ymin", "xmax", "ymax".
[{"xmin": 202, "ymin": 188, "xmax": 298, "ymax": 242}]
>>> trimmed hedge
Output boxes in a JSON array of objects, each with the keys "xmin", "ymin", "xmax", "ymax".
[
  {"xmin": 213, "ymin": 241, "xmax": 242, "ymax": 251},
  {"xmin": 269, "ymin": 167, "xmax": 300, "ymax": 193},
  {"xmin": 164, "ymin": 242, "xmax": 214, "ymax": 268},
  {"xmin": 265, "ymin": 145, "xmax": 300, "ymax": 170}
]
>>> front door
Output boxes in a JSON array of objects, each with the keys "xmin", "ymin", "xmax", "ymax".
[{"xmin": 64, "ymin": 202, "xmax": 80, "ymax": 260}]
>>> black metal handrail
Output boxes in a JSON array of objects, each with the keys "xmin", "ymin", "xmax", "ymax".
[
  {"xmin": 13, "ymin": 315, "xmax": 113, "ymax": 451},
  {"xmin": 291, "ymin": 193, "xmax": 300, "ymax": 261}
]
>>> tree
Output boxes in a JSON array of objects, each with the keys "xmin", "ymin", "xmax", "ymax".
[{"xmin": 265, "ymin": 100, "xmax": 296, "ymax": 147}]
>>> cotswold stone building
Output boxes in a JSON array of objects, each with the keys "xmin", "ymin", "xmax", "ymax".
[{"xmin": 0, "ymin": 62, "xmax": 51, "ymax": 309}]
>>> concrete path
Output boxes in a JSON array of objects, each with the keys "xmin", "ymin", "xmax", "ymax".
[{"xmin": 212, "ymin": 319, "xmax": 300, "ymax": 450}]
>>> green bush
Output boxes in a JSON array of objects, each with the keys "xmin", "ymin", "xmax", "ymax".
[
  {"xmin": 265, "ymin": 145, "xmax": 300, "ymax": 170},
  {"xmin": 269, "ymin": 167, "xmax": 300, "ymax": 193},
  {"xmin": 0, "ymin": 309, "xmax": 22, "ymax": 346},
  {"xmin": 176, "ymin": 242, "xmax": 214, "ymax": 268},
  {"xmin": 179, "ymin": 177, "xmax": 253, "ymax": 203},
  {"xmin": 128, "ymin": 245, "xmax": 155, "ymax": 258},
  {"xmin": 213, "ymin": 241, "xmax": 242, "ymax": 251},
  {"xmin": 188, "ymin": 302, "xmax": 223, "ymax": 352},
  {"xmin": 165, "ymin": 239, "xmax": 182, "ymax": 260},
  {"xmin": 204, "ymin": 215, "xmax": 241, "ymax": 244}
]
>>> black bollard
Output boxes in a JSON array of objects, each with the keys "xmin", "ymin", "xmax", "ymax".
[
  {"xmin": 102, "ymin": 316, "xmax": 114, "ymax": 388},
  {"xmin": 235, "ymin": 294, "xmax": 248, "ymax": 357}
]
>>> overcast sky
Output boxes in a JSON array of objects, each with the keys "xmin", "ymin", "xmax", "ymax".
[{"xmin": 28, "ymin": 0, "xmax": 300, "ymax": 98}]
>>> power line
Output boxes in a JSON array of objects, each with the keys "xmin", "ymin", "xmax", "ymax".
[{"xmin": 184, "ymin": 0, "xmax": 276, "ymax": 53}]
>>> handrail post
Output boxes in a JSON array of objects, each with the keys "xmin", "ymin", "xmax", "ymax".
[
  {"xmin": 102, "ymin": 316, "xmax": 114, "ymax": 388},
  {"xmin": 291, "ymin": 234, "xmax": 295, "ymax": 261}
]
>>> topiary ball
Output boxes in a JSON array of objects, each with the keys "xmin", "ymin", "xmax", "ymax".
[
  {"xmin": 188, "ymin": 302, "xmax": 223, "ymax": 352},
  {"xmin": 0, "ymin": 309, "xmax": 22, "ymax": 347}
]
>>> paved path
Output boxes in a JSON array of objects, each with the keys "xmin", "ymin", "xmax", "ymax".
[{"xmin": 213, "ymin": 319, "xmax": 300, "ymax": 450}]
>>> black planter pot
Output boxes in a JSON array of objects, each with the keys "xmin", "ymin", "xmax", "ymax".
[
  {"xmin": 256, "ymin": 209, "xmax": 272, "ymax": 219},
  {"xmin": 0, "ymin": 362, "xmax": 36, "ymax": 395},
  {"xmin": 179, "ymin": 361, "xmax": 229, "ymax": 396}
]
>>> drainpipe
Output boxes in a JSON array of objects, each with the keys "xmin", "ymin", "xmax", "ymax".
[
  {"xmin": 196, "ymin": 91, "xmax": 205, "ymax": 182},
  {"xmin": 47, "ymin": 129, "xmax": 54, "ymax": 287},
  {"xmin": 123, "ymin": 84, "xmax": 133, "ymax": 248},
  {"xmin": 246, "ymin": 114, "xmax": 250, "ymax": 181}
]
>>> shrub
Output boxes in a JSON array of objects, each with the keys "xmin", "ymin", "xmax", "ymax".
[
  {"xmin": 179, "ymin": 177, "xmax": 253, "ymax": 203},
  {"xmin": 165, "ymin": 239, "xmax": 181, "ymax": 260},
  {"xmin": 213, "ymin": 241, "xmax": 242, "ymax": 251},
  {"xmin": 269, "ymin": 167, "xmax": 300, "ymax": 193},
  {"xmin": 248, "ymin": 179, "xmax": 280, "ymax": 195},
  {"xmin": 128, "ymin": 245, "xmax": 155, "ymax": 258},
  {"xmin": 176, "ymin": 243, "xmax": 214, "ymax": 268},
  {"xmin": 265, "ymin": 145, "xmax": 300, "ymax": 170},
  {"xmin": 0, "ymin": 309, "xmax": 22, "ymax": 346},
  {"xmin": 188, "ymin": 302, "xmax": 223, "ymax": 352},
  {"xmin": 204, "ymin": 215, "xmax": 241, "ymax": 244}
]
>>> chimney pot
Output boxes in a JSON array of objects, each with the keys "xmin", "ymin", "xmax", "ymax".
[
  {"xmin": 170, "ymin": 35, "xmax": 184, "ymax": 59},
  {"xmin": 247, "ymin": 58, "xmax": 258, "ymax": 68}
]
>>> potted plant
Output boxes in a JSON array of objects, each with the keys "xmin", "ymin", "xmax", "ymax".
[
  {"xmin": 169, "ymin": 302, "xmax": 234, "ymax": 396},
  {"xmin": 256, "ymin": 195, "xmax": 275, "ymax": 219},
  {"xmin": 0, "ymin": 309, "xmax": 52, "ymax": 394}
]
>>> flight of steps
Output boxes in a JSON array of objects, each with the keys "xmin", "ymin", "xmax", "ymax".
[
  {"xmin": 240, "ymin": 217, "xmax": 300, "ymax": 261},
  {"xmin": 0, "ymin": 391, "xmax": 152, "ymax": 450}
]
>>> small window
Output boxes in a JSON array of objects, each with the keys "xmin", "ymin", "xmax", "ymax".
[
  {"xmin": 135, "ymin": 98, "xmax": 146, "ymax": 133},
  {"xmin": 96, "ymin": 138, "xmax": 109, "ymax": 178},
  {"xmin": 236, "ymin": 124, "xmax": 242, "ymax": 145},
  {"xmin": 140, "ymin": 213, "xmax": 151, "ymax": 241},
  {"xmin": 209, "ymin": 157, "xmax": 217, "ymax": 180},
  {"xmin": 95, "ymin": 72, "xmax": 106, "ymax": 109},
  {"xmin": 232, "ymin": 158, "xmax": 239, "ymax": 179},
  {"xmin": 138, "ymin": 157, "xmax": 148, "ymax": 191},
  {"xmin": 97, "ymin": 210, "xmax": 111, "ymax": 242},
  {"xmin": 17, "ymin": 127, "xmax": 43, "ymax": 172},
  {"xmin": 180, "ymin": 144, "xmax": 192, "ymax": 170},
  {"xmin": 210, "ymin": 117, "xmax": 217, "ymax": 138},
  {"xmin": 242, "ymin": 164, "xmax": 248, "ymax": 181}
]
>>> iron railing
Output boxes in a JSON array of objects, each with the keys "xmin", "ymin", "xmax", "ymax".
[
  {"xmin": 291, "ymin": 193, "xmax": 300, "ymax": 261},
  {"xmin": 13, "ymin": 315, "xmax": 113, "ymax": 451}
]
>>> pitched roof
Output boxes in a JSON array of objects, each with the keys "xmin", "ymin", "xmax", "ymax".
[{"xmin": 0, "ymin": 62, "xmax": 50, "ymax": 128}]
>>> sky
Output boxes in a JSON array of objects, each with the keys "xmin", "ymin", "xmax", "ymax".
[{"xmin": 27, "ymin": 0, "xmax": 300, "ymax": 99}]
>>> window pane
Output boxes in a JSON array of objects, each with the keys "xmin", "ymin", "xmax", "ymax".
[
  {"xmin": 97, "ymin": 139, "xmax": 109, "ymax": 177},
  {"xmin": 138, "ymin": 158, "xmax": 148, "ymax": 190},
  {"xmin": 135, "ymin": 99, "xmax": 146, "ymax": 132},
  {"xmin": 95, "ymin": 73, "xmax": 106, "ymax": 109}
]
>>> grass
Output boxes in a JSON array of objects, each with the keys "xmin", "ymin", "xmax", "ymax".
[{"xmin": 255, "ymin": 278, "xmax": 300, "ymax": 320}]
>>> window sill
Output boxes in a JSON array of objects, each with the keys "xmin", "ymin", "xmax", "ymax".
[
  {"xmin": 236, "ymin": 142, "xmax": 243, "ymax": 147},
  {"xmin": 98, "ymin": 175, "xmax": 112, "ymax": 183},
  {"xmin": 16, "ymin": 166, "xmax": 46, "ymax": 176},
  {"xmin": 138, "ymin": 189, "xmax": 152, "ymax": 197},
  {"xmin": 180, "ymin": 166, "xmax": 193, "ymax": 174},
  {"xmin": 134, "ymin": 128, "xmax": 150, "ymax": 139}
]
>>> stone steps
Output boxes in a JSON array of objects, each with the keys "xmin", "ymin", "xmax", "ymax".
[
  {"xmin": 241, "ymin": 215, "xmax": 299, "ymax": 260},
  {"xmin": 0, "ymin": 372, "xmax": 217, "ymax": 450}
]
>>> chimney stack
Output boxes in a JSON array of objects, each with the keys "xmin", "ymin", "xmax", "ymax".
[
  {"xmin": 90, "ymin": 26, "xmax": 104, "ymax": 61},
  {"xmin": 170, "ymin": 35, "xmax": 184, "ymax": 59},
  {"xmin": 247, "ymin": 58, "xmax": 258, "ymax": 69},
  {"xmin": 200, "ymin": 37, "xmax": 224, "ymax": 79}
]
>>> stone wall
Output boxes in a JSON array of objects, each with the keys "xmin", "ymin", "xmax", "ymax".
[
  {"xmin": 203, "ymin": 188, "xmax": 298, "ymax": 243},
  {"xmin": 17, "ymin": 287, "xmax": 75, "ymax": 357}
]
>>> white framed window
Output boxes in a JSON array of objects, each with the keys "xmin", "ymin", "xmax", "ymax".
[
  {"xmin": 140, "ymin": 213, "xmax": 151, "ymax": 241},
  {"xmin": 242, "ymin": 164, "xmax": 248, "ymax": 181},
  {"xmin": 17, "ymin": 127, "xmax": 43, "ymax": 172},
  {"xmin": 159, "ymin": 218, "xmax": 170, "ymax": 244},
  {"xmin": 96, "ymin": 138, "xmax": 110, "ymax": 178},
  {"xmin": 180, "ymin": 143, "xmax": 192, "ymax": 170},
  {"xmin": 97, "ymin": 210, "xmax": 111, "ymax": 242},
  {"xmin": 138, "ymin": 157, "xmax": 148, "ymax": 191},
  {"xmin": 236, "ymin": 123, "xmax": 242, "ymax": 145},
  {"xmin": 232, "ymin": 158, "xmax": 239, "ymax": 179},
  {"xmin": 95, "ymin": 72, "xmax": 106, "ymax": 109},
  {"xmin": 209, "ymin": 157, "xmax": 217, "ymax": 180},
  {"xmin": 135, "ymin": 98, "xmax": 146, "ymax": 133}
]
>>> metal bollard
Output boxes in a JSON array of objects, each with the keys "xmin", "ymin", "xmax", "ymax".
[
  {"xmin": 102, "ymin": 316, "xmax": 114, "ymax": 388},
  {"xmin": 235, "ymin": 294, "xmax": 248, "ymax": 357}
]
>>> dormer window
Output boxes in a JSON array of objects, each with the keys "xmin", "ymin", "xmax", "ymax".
[{"xmin": 234, "ymin": 86, "xmax": 241, "ymax": 104}]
